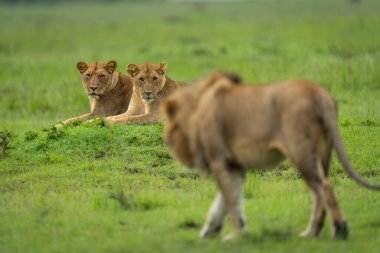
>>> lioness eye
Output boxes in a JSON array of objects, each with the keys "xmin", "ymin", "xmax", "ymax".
[
  {"xmin": 152, "ymin": 76, "xmax": 158, "ymax": 82},
  {"xmin": 99, "ymin": 75, "xmax": 105, "ymax": 79},
  {"xmin": 86, "ymin": 73, "xmax": 91, "ymax": 78},
  {"xmin": 138, "ymin": 78, "xmax": 144, "ymax": 83}
]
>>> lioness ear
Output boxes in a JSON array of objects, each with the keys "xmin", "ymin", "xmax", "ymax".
[
  {"xmin": 76, "ymin": 61, "xmax": 88, "ymax": 74},
  {"xmin": 163, "ymin": 99, "xmax": 178, "ymax": 119},
  {"xmin": 105, "ymin": 60, "xmax": 117, "ymax": 74},
  {"xmin": 226, "ymin": 72, "xmax": 243, "ymax": 84},
  {"xmin": 126, "ymin": 64, "xmax": 140, "ymax": 77},
  {"xmin": 157, "ymin": 62, "xmax": 168, "ymax": 75}
]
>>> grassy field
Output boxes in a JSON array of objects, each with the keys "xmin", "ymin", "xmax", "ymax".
[{"xmin": 1, "ymin": 0, "xmax": 380, "ymax": 252}]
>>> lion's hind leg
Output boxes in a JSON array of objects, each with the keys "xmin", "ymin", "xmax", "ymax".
[
  {"xmin": 298, "ymin": 158, "xmax": 327, "ymax": 238},
  {"xmin": 295, "ymin": 154, "xmax": 348, "ymax": 239},
  {"xmin": 319, "ymin": 165, "xmax": 349, "ymax": 239}
]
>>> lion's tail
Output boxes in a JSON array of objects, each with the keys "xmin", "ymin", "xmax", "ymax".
[{"xmin": 319, "ymin": 92, "xmax": 380, "ymax": 190}]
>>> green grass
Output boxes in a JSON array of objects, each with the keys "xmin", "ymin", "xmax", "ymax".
[{"xmin": 1, "ymin": 0, "xmax": 380, "ymax": 252}]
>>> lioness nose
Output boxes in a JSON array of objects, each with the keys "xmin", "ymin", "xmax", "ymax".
[
  {"xmin": 90, "ymin": 87, "xmax": 98, "ymax": 91},
  {"xmin": 145, "ymin": 91, "xmax": 152, "ymax": 96}
]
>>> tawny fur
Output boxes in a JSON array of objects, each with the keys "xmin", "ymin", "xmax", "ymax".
[
  {"xmin": 162, "ymin": 72, "xmax": 380, "ymax": 240},
  {"xmin": 105, "ymin": 62, "xmax": 187, "ymax": 125},
  {"xmin": 56, "ymin": 60, "xmax": 133, "ymax": 127}
]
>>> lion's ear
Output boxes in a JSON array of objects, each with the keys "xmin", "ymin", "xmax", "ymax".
[
  {"xmin": 105, "ymin": 60, "xmax": 117, "ymax": 74},
  {"xmin": 157, "ymin": 62, "xmax": 168, "ymax": 75},
  {"xmin": 162, "ymin": 99, "xmax": 178, "ymax": 119},
  {"xmin": 76, "ymin": 61, "xmax": 88, "ymax": 74},
  {"xmin": 226, "ymin": 72, "xmax": 243, "ymax": 85},
  {"xmin": 126, "ymin": 64, "xmax": 140, "ymax": 77}
]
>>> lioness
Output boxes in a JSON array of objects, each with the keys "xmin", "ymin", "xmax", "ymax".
[
  {"xmin": 56, "ymin": 60, "xmax": 133, "ymax": 127},
  {"xmin": 161, "ymin": 72, "xmax": 380, "ymax": 240},
  {"xmin": 105, "ymin": 62, "xmax": 186, "ymax": 124}
]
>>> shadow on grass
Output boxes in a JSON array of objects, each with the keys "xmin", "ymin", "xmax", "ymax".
[
  {"xmin": 124, "ymin": 165, "xmax": 199, "ymax": 181},
  {"xmin": 240, "ymin": 226, "xmax": 294, "ymax": 243},
  {"xmin": 109, "ymin": 190, "xmax": 161, "ymax": 211},
  {"xmin": 179, "ymin": 220, "xmax": 201, "ymax": 230}
]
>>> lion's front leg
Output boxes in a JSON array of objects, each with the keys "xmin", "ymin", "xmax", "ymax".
[
  {"xmin": 106, "ymin": 112, "xmax": 129, "ymax": 121},
  {"xmin": 105, "ymin": 107, "xmax": 142, "ymax": 121},
  {"xmin": 55, "ymin": 113, "xmax": 94, "ymax": 128},
  {"xmin": 209, "ymin": 160, "xmax": 246, "ymax": 241},
  {"xmin": 200, "ymin": 192, "xmax": 227, "ymax": 238},
  {"xmin": 106, "ymin": 113, "xmax": 160, "ymax": 125}
]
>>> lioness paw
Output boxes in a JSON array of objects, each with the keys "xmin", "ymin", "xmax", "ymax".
[
  {"xmin": 222, "ymin": 232, "xmax": 239, "ymax": 242},
  {"xmin": 299, "ymin": 229, "xmax": 315, "ymax": 238},
  {"xmin": 334, "ymin": 220, "xmax": 349, "ymax": 240},
  {"xmin": 54, "ymin": 123, "xmax": 64, "ymax": 129}
]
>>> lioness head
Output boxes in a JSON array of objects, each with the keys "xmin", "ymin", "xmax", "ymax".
[
  {"xmin": 161, "ymin": 71, "xmax": 242, "ymax": 168},
  {"xmin": 77, "ymin": 60, "xmax": 118, "ymax": 99},
  {"xmin": 126, "ymin": 62, "xmax": 168, "ymax": 103}
]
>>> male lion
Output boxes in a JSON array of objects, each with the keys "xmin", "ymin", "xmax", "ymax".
[
  {"xmin": 161, "ymin": 72, "xmax": 380, "ymax": 241},
  {"xmin": 104, "ymin": 62, "xmax": 187, "ymax": 125},
  {"xmin": 56, "ymin": 60, "xmax": 133, "ymax": 127}
]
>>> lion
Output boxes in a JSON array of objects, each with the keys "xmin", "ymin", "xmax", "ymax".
[
  {"xmin": 104, "ymin": 62, "xmax": 187, "ymax": 125},
  {"xmin": 161, "ymin": 72, "xmax": 380, "ymax": 241},
  {"xmin": 55, "ymin": 60, "xmax": 133, "ymax": 127}
]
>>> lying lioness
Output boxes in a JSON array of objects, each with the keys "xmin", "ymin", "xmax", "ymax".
[
  {"xmin": 56, "ymin": 60, "xmax": 133, "ymax": 127},
  {"xmin": 105, "ymin": 62, "xmax": 187, "ymax": 125},
  {"xmin": 161, "ymin": 72, "xmax": 380, "ymax": 240}
]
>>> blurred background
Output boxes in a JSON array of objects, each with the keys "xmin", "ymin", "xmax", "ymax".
[{"xmin": 0, "ymin": 0, "xmax": 379, "ymax": 132}]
